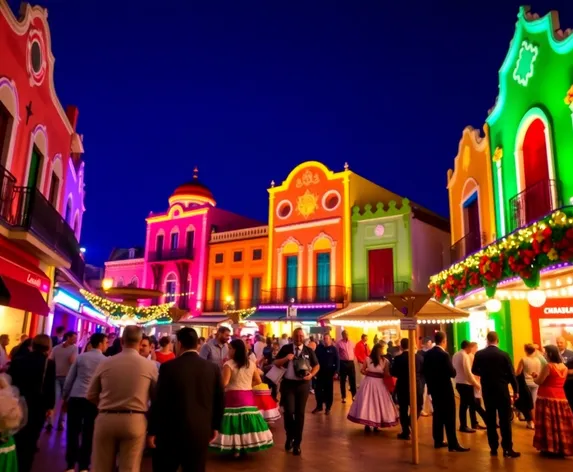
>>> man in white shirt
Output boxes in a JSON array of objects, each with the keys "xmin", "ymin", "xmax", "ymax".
[
  {"xmin": 253, "ymin": 334, "xmax": 266, "ymax": 361},
  {"xmin": 452, "ymin": 340, "xmax": 486, "ymax": 432}
]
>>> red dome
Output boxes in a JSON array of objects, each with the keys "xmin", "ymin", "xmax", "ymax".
[{"xmin": 169, "ymin": 167, "xmax": 216, "ymax": 206}]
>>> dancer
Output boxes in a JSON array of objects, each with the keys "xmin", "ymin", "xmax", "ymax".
[
  {"xmin": 210, "ymin": 339, "xmax": 273, "ymax": 457},
  {"xmin": 347, "ymin": 343, "xmax": 398, "ymax": 432},
  {"xmin": 532, "ymin": 345, "xmax": 573, "ymax": 457},
  {"xmin": 0, "ymin": 374, "xmax": 25, "ymax": 472},
  {"xmin": 253, "ymin": 382, "xmax": 281, "ymax": 423}
]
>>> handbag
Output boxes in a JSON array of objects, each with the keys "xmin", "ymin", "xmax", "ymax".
[{"xmin": 265, "ymin": 365, "xmax": 286, "ymax": 384}]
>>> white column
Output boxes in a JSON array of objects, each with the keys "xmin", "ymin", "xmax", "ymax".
[{"xmin": 331, "ymin": 242, "xmax": 337, "ymax": 299}]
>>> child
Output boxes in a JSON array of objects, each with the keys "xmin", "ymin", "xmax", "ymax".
[
  {"xmin": 0, "ymin": 374, "xmax": 24, "ymax": 472},
  {"xmin": 253, "ymin": 382, "xmax": 281, "ymax": 423}
]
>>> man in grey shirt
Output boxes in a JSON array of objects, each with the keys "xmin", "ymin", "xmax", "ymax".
[
  {"xmin": 199, "ymin": 326, "xmax": 230, "ymax": 369},
  {"xmin": 49, "ymin": 331, "xmax": 78, "ymax": 431},
  {"xmin": 63, "ymin": 333, "xmax": 108, "ymax": 472}
]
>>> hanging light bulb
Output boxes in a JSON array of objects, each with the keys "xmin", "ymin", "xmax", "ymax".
[
  {"xmin": 485, "ymin": 298, "xmax": 502, "ymax": 313},
  {"xmin": 527, "ymin": 289, "xmax": 547, "ymax": 308}
]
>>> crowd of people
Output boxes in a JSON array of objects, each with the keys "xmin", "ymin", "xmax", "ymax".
[{"xmin": 1, "ymin": 325, "xmax": 573, "ymax": 471}]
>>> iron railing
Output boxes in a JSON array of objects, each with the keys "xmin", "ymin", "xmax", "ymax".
[
  {"xmin": 351, "ymin": 281, "xmax": 409, "ymax": 302},
  {"xmin": 450, "ymin": 230, "xmax": 483, "ymax": 263},
  {"xmin": 261, "ymin": 286, "xmax": 347, "ymax": 304},
  {"xmin": 509, "ymin": 179, "xmax": 559, "ymax": 231},
  {"xmin": 148, "ymin": 247, "xmax": 195, "ymax": 262},
  {"xmin": 0, "ymin": 165, "xmax": 16, "ymax": 223}
]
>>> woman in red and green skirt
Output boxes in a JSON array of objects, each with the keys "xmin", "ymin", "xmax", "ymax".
[
  {"xmin": 210, "ymin": 339, "xmax": 273, "ymax": 457},
  {"xmin": 532, "ymin": 345, "xmax": 573, "ymax": 457}
]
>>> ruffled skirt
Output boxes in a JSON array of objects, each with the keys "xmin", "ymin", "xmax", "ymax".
[
  {"xmin": 0, "ymin": 437, "xmax": 18, "ymax": 472},
  {"xmin": 533, "ymin": 396, "xmax": 573, "ymax": 456},
  {"xmin": 253, "ymin": 388, "xmax": 281, "ymax": 423},
  {"xmin": 347, "ymin": 375, "xmax": 399, "ymax": 428},
  {"xmin": 210, "ymin": 390, "xmax": 274, "ymax": 453}
]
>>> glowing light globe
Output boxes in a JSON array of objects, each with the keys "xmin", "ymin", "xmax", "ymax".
[
  {"xmin": 527, "ymin": 289, "xmax": 546, "ymax": 308},
  {"xmin": 485, "ymin": 298, "xmax": 502, "ymax": 313}
]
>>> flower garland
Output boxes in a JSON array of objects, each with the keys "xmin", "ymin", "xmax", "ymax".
[
  {"xmin": 80, "ymin": 289, "xmax": 173, "ymax": 323},
  {"xmin": 429, "ymin": 209, "xmax": 573, "ymax": 303}
]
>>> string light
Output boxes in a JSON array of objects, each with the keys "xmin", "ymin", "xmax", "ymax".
[
  {"xmin": 430, "ymin": 209, "xmax": 573, "ymax": 301},
  {"xmin": 80, "ymin": 289, "xmax": 173, "ymax": 323}
]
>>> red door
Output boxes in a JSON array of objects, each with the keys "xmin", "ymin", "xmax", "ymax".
[
  {"xmin": 368, "ymin": 248, "xmax": 394, "ymax": 299},
  {"xmin": 522, "ymin": 119, "xmax": 551, "ymax": 223}
]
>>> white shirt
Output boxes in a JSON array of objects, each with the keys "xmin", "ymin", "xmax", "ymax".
[
  {"xmin": 0, "ymin": 345, "xmax": 8, "ymax": 370},
  {"xmin": 254, "ymin": 341, "xmax": 266, "ymax": 360},
  {"xmin": 452, "ymin": 350, "xmax": 479, "ymax": 387}
]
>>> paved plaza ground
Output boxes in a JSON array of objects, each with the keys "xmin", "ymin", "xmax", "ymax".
[{"xmin": 33, "ymin": 390, "xmax": 570, "ymax": 472}]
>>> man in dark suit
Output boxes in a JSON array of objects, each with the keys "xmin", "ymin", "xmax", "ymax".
[
  {"xmin": 274, "ymin": 327, "xmax": 320, "ymax": 456},
  {"xmin": 472, "ymin": 331, "xmax": 520, "ymax": 458},
  {"xmin": 422, "ymin": 331, "xmax": 468, "ymax": 452},
  {"xmin": 313, "ymin": 334, "xmax": 339, "ymax": 414},
  {"xmin": 148, "ymin": 327, "xmax": 224, "ymax": 472},
  {"xmin": 391, "ymin": 338, "xmax": 424, "ymax": 440}
]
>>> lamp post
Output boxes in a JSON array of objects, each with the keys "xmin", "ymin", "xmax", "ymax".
[{"xmin": 385, "ymin": 290, "xmax": 432, "ymax": 466}]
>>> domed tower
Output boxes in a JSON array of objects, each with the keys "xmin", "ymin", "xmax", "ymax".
[{"xmin": 168, "ymin": 167, "xmax": 216, "ymax": 208}]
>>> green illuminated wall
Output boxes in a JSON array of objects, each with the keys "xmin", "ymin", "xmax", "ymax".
[
  {"xmin": 351, "ymin": 199, "xmax": 412, "ymax": 299},
  {"xmin": 486, "ymin": 7, "xmax": 573, "ymax": 238}
]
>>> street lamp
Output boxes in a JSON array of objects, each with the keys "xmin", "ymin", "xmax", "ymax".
[{"xmin": 102, "ymin": 278, "xmax": 113, "ymax": 291}]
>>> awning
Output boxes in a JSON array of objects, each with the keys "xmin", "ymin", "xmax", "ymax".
[
  {"xmin": 0, "ymin": 275, "xmax": 50, "ymax": 315},
  {"xmin": 321, "ymin": 301, "xmax": 468, "ymax": 326},
  {"xmin": 246, "ymin": 308, "xmax": 334, "ymax": 323},
  {"xmin": 179, "ymin": 315, "xmax": 231, "ymax": 327},
  {"xmin": 0, "ymin": 248, "xmax": 51, "ymax": 315}
]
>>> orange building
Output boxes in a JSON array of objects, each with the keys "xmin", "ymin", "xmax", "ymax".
[
  {"xmin": 263, "ymin": 160, "xmax": 403, "ymax": 308},
  {"xmin": 205, "ymin": 226, "xmax": 268, "ymax": 312}
]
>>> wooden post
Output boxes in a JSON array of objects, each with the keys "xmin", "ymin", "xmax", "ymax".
[{"xmin": 408, "ymin": 327, "xmax": 419, "ymax": 465}]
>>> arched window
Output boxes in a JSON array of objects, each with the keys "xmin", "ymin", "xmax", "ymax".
[
  {"xmin": 47, "ymin": 155, "xmax": 63, "ymax": 209},
  {"xmin": 65, "ymin": 195, "xmax": 73, "ymax": 224},
  {"xmin": 0, "ymin": 78, "xmax": 19, "ymax": 172},
  {"xmin": 164, "ymin": 273, "xmax": 177, "ymax": 303},
  {"xmin": 129, "ymin": 276, "xmax": 139, "ymax": 287},
  {"xmin": 116, "ymin": 277, "xmax": 124, "ymax": 287}
]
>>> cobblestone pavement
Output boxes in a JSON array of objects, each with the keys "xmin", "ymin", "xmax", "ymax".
[{"xmin": 33, "ymin": 390, "xmax": 570, "ymax": 472}]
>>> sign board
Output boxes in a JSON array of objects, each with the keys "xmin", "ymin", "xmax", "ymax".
[
  {"xmin": 400, "ymin": 317, "xmax": 418, "ymax": 331},
  {"xmin": 287, "ymin": 306, "xmax": 298, "ymax": 318}
]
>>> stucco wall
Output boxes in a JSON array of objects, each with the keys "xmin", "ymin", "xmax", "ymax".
[
  {"xmin": 103, "ymin": 258, "xmax": 145, "ymax": 288},
  {"xmin": 410, "ymin": 218, "xmax": 450, "ymax": 292}
]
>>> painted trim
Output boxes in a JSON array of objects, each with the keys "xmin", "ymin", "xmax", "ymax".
[
  {"xmin": 195, "ymin": 212, "xmax": 209, "ymax": 311},
  {"xmin": 146, "ymin": 206, "xmax": 208, "ymax": 223},
  {"xmin": 343, "ymin": 170, "xmax": 351, "ymax": 291},
  {"xmin": 0, "ymin": 1, "xmax": 74, "ymax": 133},
  {"xmin": 459, "ymin": 178, "xmax": 481, "ymax": 239},
  {"xmin": 448, "ymin": 127, "xmax": 488, "ymax": 190},
  {"xmin": 268, "ymin": 160, "xmax": 346, "ymax": 193},
  {"xmin": 104, "ymin": 257, "xmax": 145, "ymax": 267},
  {"xmin": 0, "ymin": 77, "xmax": 20, "ymax": 173},
  {"xmin": 514, "ymin": 107, "xmax": 558, "ymax": 209},
  {"xmin": 275, "ymin": 199, "xmax": 293, "ymax": 220},
  {"xmin": 321, "ymin": 189, "xmax": 342, "ymax": 212},
  {"xmin": 495, "ymin": 160, "xmax": 506, "ymax": 237},
  {"xmin": 266, "ymin": 192, "xmax": 275, "ymax": 291},
  {"xmin": 275, "ymin": 217, "xmax": 341, "ymax": 232}
]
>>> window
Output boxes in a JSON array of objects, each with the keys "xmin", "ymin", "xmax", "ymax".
[
  {"xmin": 165, "ymin": 274, "xmax": 177, "ymax": 303},
  {"xmin": 28, "ymin": 146, "xmax": 43, "ymax": 189},
  {"xmin": 129, "ymin": 276, "xmax": 138, "ymax": 287},
  {"xmin": 233, "ymin": 251, "xmax": 243, "ymax": 262},
  {"xmin": 252, "ymin": 249, "xmax": 262, "ymax": 261},
  {"xmin": 48, "ymin": 172, "xmax": 59, "ymax": 207},
  {"xmin": 251, "ymin": 277, "xmax": 262, "ymax": 304},
  {"xmin": 170, "ymin": 232, "xmax": 179, "ymax": 250},
  {"xmin": 117, "ymin": 277, "xmax": 124, "ymax": 287},
  {"xmin": 156, "ymin": 234, "xmax": 164, "ymax": 257},
  {"xmin": 186, "ymin": 230, "xmax": 195, "ymax": 258},
  {"xmin": 215, "ymin": 253, "xmax": 223, "ymax": 264},
  {"xmin": 0, "ymin": 102, "xmax": 13, "ymax": 168},
  {"xmin": 128, "ymin": 248, "xmax": 136, "ymax": 259},
  {"xmin": 65, "ymin": 198, "xmax": 73, "ymax": 224},
  {"xmin": 213, "ymin": 279, "xmax": 222, "ymax": 311},
  {"xmin": 232, "ymin": 278, "xmax": 241, "ymax": 305}
]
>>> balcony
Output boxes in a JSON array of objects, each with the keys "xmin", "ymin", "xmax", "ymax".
[
  {"xmin": 450, "ymin": 231, "xmax": 483, "ymax": 264},
  {"xmin": 210, "ymin": 226, "xmax": 268, "ymax": 243},
  {"xmin": 261, "ymin": 286, "xmax": 347, "ymax": 305},
  {"xmin": 351, "ymin": 281, "xmax": 409, "ymax": 302},
  {"xmin": 509, "ymin": 179, "xmax": 559, "ymax": 232},
  {"xmin": 203, "ymin": 299, "xmax": 260, "ymax": 312},
  {"xmin": 148, "ymin": 247, "xmax": 195, "ymax": 262},
  {"xmin": 0, "ymin": 173, "xmax": 83, "ymax": 278}
]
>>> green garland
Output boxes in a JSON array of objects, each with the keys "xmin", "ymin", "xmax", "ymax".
[{"xmin": 429, "ymin": 209, "xmax": 573, "ymax": 303}]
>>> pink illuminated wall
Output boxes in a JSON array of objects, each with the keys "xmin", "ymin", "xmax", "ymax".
[{"xmin": 104, "ymin": 258, "xmax": 145, "ymax": 288}]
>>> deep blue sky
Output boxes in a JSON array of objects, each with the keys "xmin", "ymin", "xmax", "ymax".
[{"xmin": 10, "ymin": 1, "xmax": 573, "ymax": 265}]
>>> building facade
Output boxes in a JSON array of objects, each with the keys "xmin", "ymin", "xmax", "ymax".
[
  {"xmin": 0, "ymin": 1, "xmax": 91, "ymax": 351},
  {"xmin": 104, "ymin": 170, "xmax": 262, "ymax": 317},
  {"xmin": 431, "ymin": 6, "xmax": 573, "ymax": 358}
]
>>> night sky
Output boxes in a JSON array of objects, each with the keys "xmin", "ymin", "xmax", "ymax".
[{"xmin": 9, "ymin": 0, "xmax": 573, "ymax": 265}]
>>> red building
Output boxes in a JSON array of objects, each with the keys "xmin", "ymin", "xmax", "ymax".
[{"xmin": 0, "ymin": 1, "xmax": 89, "ymax": 352}]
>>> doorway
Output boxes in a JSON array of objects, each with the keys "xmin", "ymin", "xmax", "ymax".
[
  {"xmin": 368, "ymin": 248, "xmax": 394, "ymax": 300},
  {"xmin": 27, "ymin": 146, "xmax": 43, "ymax": 189}
]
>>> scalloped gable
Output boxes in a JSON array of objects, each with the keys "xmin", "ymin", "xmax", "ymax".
[
  {"xmin": 351, "ymin": 198, "xmax": 411, "ymax": 221},
  {"xmin": 447, "ymin": 125, "xmax": 489, "ymax": 190},
  {"xmin": 487, "ymin": 6, "xmax": 573, "ymax": 127}
]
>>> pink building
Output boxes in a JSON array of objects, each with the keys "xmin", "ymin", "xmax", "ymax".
[{"xmin": 104, "ymin": 169, "xmax": 262, "ymax": 315}]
